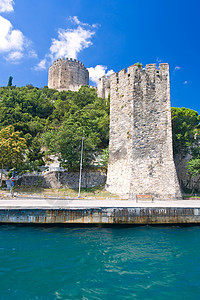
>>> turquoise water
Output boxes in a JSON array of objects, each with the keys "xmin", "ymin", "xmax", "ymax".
[{"xmin": 0, "ymin": 225, "xmax": 200, "ymax": 299}]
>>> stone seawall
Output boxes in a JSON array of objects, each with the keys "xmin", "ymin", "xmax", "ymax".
[
  {"xmin": 0, "ymin": 207, "xmax": 200, "ymax": 224},
  {"xmin": 17, "ymin": 171, "xmax": 106, "ymax": 189}
]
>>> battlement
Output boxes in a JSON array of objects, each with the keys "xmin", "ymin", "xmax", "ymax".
[
  {"xmin": 51, "ymin": 57, "xmax": 87, "ymax": 70},
  {"xmin": 110, "ymin": 63, "xmax": 169, "ymax": 80},
  {"xmin": 97, "ymin": 63, "xmax": 169, "ymax": 98}
]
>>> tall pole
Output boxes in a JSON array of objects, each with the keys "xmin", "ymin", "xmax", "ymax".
[
  {"xmin": 57, "ymin": 171, "xmax": 60, "ymax": 199},
  {"xmin": 78, "ymin": 137, "xmax": 84, "ymax": 198}
]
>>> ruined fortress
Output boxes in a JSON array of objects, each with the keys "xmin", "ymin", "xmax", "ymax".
[
  {"xmin": 48, "ymin": 59, "xmax": 182, "ymax": 200},
  {"xmin": 48, "ymin": 58, "xmax": 89, "ymax": 92}
]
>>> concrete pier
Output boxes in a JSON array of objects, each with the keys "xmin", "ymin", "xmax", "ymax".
[{"xmin": 0, "ymin": 199, "xmax": 200, "ymax": 224}]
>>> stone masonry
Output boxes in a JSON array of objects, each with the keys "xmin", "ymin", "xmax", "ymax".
[
  {"xmin": 104, "ymin": 63, "xmax": 182, "ymax": 200},
  {"xmin": 17, "ymin": 171, "xmax": 106, "ymax": 189},
  {"xmin": 97, "ymin": 76, "xmax": 110, "ymax": 98},
  {"xmin": 48, "ymin": 58, "xmax": 89, "ymax": 92}
]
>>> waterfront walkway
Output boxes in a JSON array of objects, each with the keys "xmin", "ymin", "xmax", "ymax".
[
  {"xmin": 0, "ymin": 198, "xmax": 200, "ymax": 209},
  {"xmin": 1, "ymin": 197, "xmax": 200, "ymax": 225}
]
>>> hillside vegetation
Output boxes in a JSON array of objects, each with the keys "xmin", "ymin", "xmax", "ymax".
[
  {"xmin": 0, "ymin": 85, "xmax": 199, "ymax": 187},
  {"xmin": 0, "ymin": 85, "xmax": 109, "ymax": 172}
]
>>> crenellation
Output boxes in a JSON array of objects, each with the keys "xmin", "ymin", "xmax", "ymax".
[
  {"xmin": 98, "ymin": 64, "xmax": 172, "ymax": 89},
  {"xmin": 146, "ymin": 63, "xmax": 156, "ymax": 69},
  {"xmin": 127, "ymin": 64, "xmax": 138, "ymax": 75},
  {"xmin": 110, "ymin": 72, "xmax": 118, "ymax": 79},
  {"xmin": 119, "ymin": 68, "xmax": 126, "ymax": 76}
]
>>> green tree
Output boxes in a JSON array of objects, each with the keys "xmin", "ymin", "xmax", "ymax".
[
  {"xmin": 187, "ymin": 159, "xmax": 200, "ymax": 194},
  {"xmin": 7, "ymin": 76, "xmax": 13, "ymax": 87},
  {"xmin": 43, "ymin": 117, "xmax": 101, "ymax": 170},
  {"xmin": 26, "ymin": 137, "xmax": 44, "ymax": 165},
  {"xmin": 171, "ymin": 107, "xmax": 200, "ymax": 193},
  {"xmin": 134, "ymin": 62, "xmax": 143, "ymax": 67},
  {"xmin": 171, "ymin": 107, "xmax": 200, "ymax": 158},
  {"xmin": 0, "ymin": 85, "xmax": 109, "ymax": 171},
  {"xmin": 99, "ymin": 147, "xmax": 109, "ymax": 168},
  {"xmin": 0, "ymin": 126, "xmax": 27, "ymax": 186},
  {"xmin": 43, "ymin": 86, "xmax": 109, "ymax": 170}
]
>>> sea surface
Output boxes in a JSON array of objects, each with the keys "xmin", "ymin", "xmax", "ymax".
[{"xmin": 0, "ymin": 225, "xmax": 200, "ymax": 299}]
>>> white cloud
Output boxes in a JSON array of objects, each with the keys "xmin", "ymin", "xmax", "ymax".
[
  {"xmin": 175, "ymin": 66, "xmax": 181, "ymax": 70},
  {"xmin": 183, "ymin": 81, "xmax": 188, "ymax": 85},
  {"xmin": 69, "ymin": 16, "xmax": 99, "ymax": 29},
  {"xmin": 28, "ymin": 49, "xmax": 38, "ymax": 58},
  {"xmin": 34, "ymin": 58, "xmax": 47, "ymax": 71},
  {"xmin": 5, "ymin": 50, "xmax": 23, "ymax": 62},
  {"xmin": 0, "ymin": 16, "xmax": 24, "ymax": 52},
  {"xmin": 0, "ymin": 0, "xmax": 14, "ymax": 13},
  {"xmin": 0, "ymin": 15, "xmax": 36, "ymax": 62},
  {"xmin": 106, "ymin": 69, "xmax": 115, "ymax": 76},
  {"xmin": 35, "ymin": 16, "xmax": 97, "ymax": 71},
  {"xmin": 0, "ymin": 2, "xmax": 37, "ymax": 62},
  {"xmin": 50, "ymin": 26, "xmax": 94, "ymax": 59},
  {"xmin": 69, "ymin": 16, "xmax": 81, "ymax": 25},
  {"xmin": 87, "ymin": 65, "xmax": 114, "ymax": 85}
]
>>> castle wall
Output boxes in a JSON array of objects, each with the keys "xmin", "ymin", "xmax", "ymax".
[
  {"xmin": 106, "ymin": 63, "xmax": 182, "ymax": 200},
  {"xmin": 48, "ymin": 58, "xmax": 89, "ymax": 92},
  {"xmin": 97, "ymin": 76, "xmax": 110, "ymax": 98}
]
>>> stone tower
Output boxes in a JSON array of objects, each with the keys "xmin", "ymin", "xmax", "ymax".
[
  {"xmin": 104, "ymin": 63, "xmax": 181, "ymax": 200},
  {"xmin": 48, "ymin": 58, "xmax": 89, "ymax": 92}
]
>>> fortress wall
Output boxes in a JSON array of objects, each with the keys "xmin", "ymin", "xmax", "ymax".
[
  {"xmin": 48, "ymin": 58, "xmax": 89, "ymax": 92},
  {"xmin": 106, "ymin": 63, "xmax": 182, "ymax": 200},
  {"xmin": 97, "ymin": 76, "xmax": 110, "ymax": 98},
  {"xmin": 106, "ymin": 68, "xmax": 135, "ymax": 195}
]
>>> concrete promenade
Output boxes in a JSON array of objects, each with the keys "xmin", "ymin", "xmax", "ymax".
[
  {"xmin": 0, "ymin": 198, "xmax": 200, "ymax": 209},
  {"xmin": 0, "ymin": 198, "xmax": 200, "ymax": 225}
]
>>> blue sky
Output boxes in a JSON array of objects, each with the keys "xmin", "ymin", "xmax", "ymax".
[{"xmin": 0, "ymin": 0, "xmax": 199, "ymax": 112}]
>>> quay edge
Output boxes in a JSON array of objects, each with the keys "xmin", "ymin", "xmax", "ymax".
[{"xmin": 0, "ymin": 207, "xmax": 200, "ymax": 224}]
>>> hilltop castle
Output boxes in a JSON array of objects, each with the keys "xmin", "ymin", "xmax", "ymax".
[
  {"xmin": 48, "ymin": 59, "xmax": 182, "ymax": 200},
  {"xmin": 48, "ymin": 58, "xmax": 89, "ymax": 92}
]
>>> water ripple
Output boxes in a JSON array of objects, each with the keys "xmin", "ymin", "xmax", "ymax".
[{"xmin": 0, "ymin": 226, "xmax": 200, "ymax": 299}]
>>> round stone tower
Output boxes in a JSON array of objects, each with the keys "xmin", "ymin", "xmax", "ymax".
[{"xmin": 48, "ymin": 58, "xmax": 89, "ymax": 92}]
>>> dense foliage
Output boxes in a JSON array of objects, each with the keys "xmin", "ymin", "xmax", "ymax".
[
  {"xmin": 0, "ymin": 85, "xmax": 109, "ymax": 172},
  {"xmin": 172, "ymin": 107, "xmax": 200, "ymax": 191},
  {"xmin": 0, "ymin": 125, "xmax": 27, "ymax": 185},
  {"xmin": 171, "ymin": 107, "xmax": 200, "ymax": 157}
]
